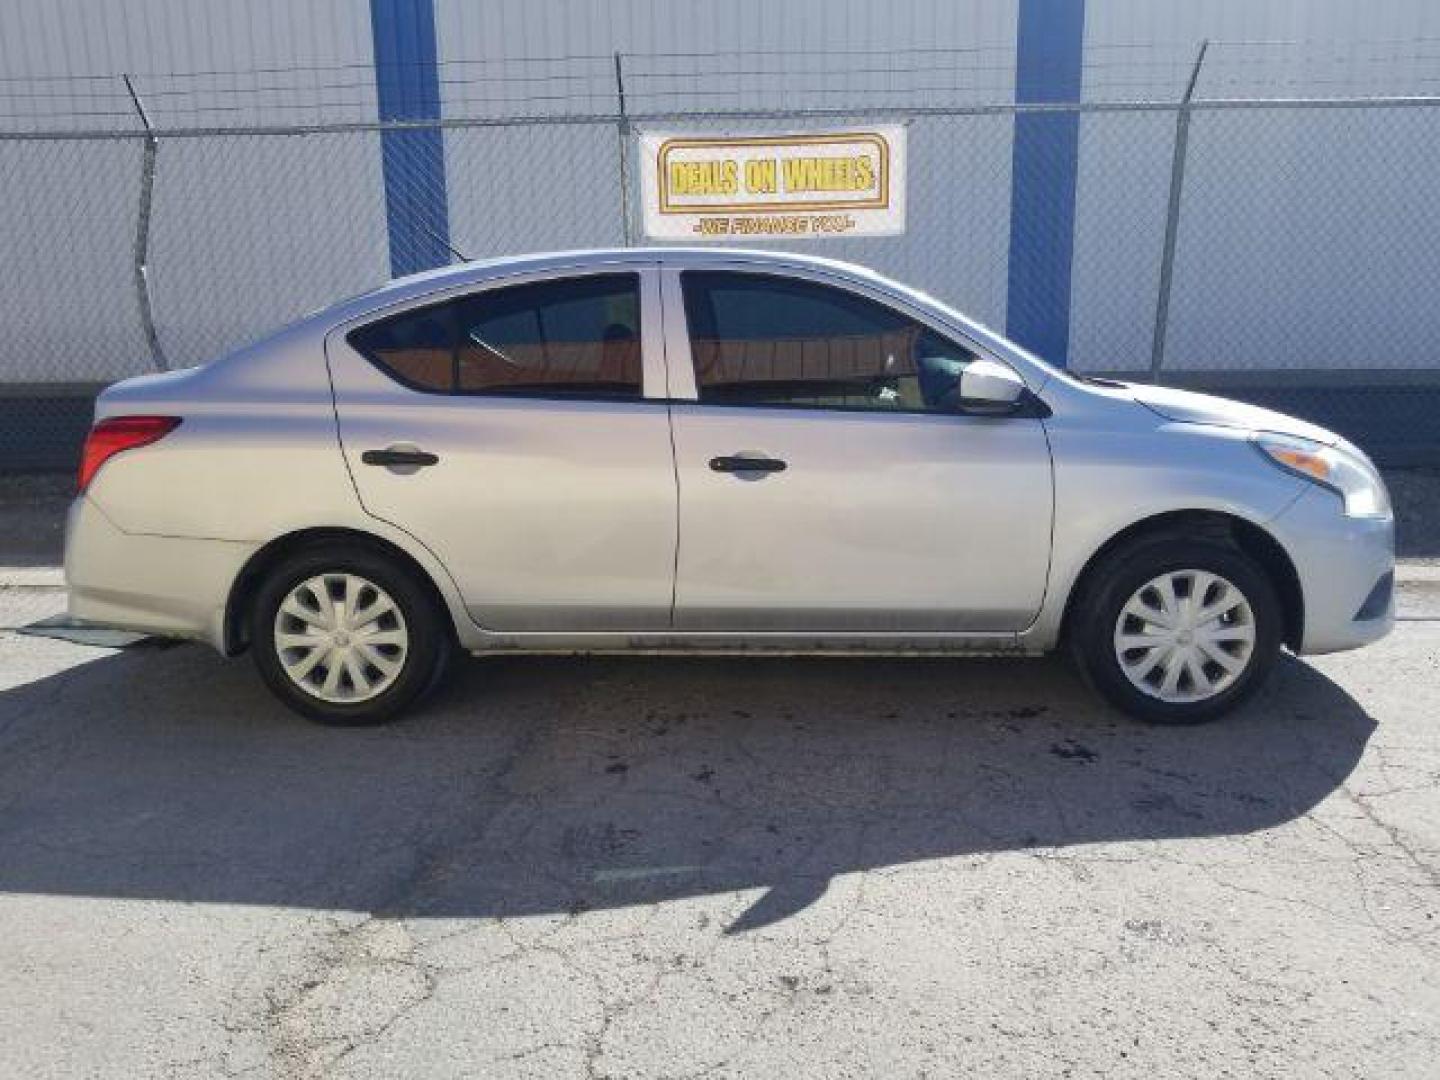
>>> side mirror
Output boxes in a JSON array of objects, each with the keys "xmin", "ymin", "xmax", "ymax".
[{"xmin": 957, "ymin": 359, "xmax": 1028, "ymax": 415}]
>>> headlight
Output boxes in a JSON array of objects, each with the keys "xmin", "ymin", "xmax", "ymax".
[{"xmin": 1254, "ymin": 434, "xmax": 1390, "ymax": 518}]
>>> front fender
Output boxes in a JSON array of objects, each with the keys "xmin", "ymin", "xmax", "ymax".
[{"xmin": 1020, "ymin": 418, "xmax": 1306, "ymax": 651}]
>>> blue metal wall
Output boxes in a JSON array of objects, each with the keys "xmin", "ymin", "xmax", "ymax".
[{"xmin": 384, "ymin": 0, "xmax": 1085, "ymax": 367}]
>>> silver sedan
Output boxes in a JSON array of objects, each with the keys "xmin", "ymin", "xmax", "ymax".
[{"xmin": 65, "ymin": 248, "xmax": 1394, "ymax": 725}]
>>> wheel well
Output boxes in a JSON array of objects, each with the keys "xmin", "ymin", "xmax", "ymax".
[
  {"xmin": 223, "ymin": 527, "xmax": 456, "ymax": 655},
  {"xmin": 1060, "ymin": 510, "xmax": 1304, "ymax": 651}
]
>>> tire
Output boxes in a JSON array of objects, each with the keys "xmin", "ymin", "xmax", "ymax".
[
  {"xmin": 1068, "ymin": 535, "xmax": 1283, "ymax": 725},
  {"xmin": 249, "ymin": 543, "xmax": 454, "ymax": 726}
]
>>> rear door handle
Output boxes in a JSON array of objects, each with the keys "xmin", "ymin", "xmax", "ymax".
[
  {"xmin": 709, "ymin": 455, "xmax": 787, "ymax": 474},
  {"xmin": 361, "ymin": 448, "xmax": 439, "ymax": 467}
]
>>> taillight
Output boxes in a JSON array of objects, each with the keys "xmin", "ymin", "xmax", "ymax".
[{"xmin": 78, "ymin": 416, "xmax": 182, "ymax": 492}]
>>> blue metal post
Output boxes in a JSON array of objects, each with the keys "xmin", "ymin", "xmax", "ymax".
[
  {"xmin": 370, "ymin": 0, "xmax": 450, "ymax": 277},
  {"xmin": 1006, "ymin": 0, "xmax": 1086, "ymax": 366}
]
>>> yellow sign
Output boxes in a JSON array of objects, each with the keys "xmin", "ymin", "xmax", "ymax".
[{"xmin": 640, "ymin": 128, "xmax": 906, "ymax": 240}]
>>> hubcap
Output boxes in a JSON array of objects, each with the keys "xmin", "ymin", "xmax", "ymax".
[
  {"xmin": 273, "ymin": 573, "xmax": 408, "ymax": 704},
  {"xmin": 1113, "ymin": 569, "xmax": 1256, "ymax": 703}
]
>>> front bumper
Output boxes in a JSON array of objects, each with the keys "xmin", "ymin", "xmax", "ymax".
[
  {"xmin": 64, "ymin": 496, "xmax": 253, "ymax": 650},
  {"xmin": 1269, "ymin": 485, "xmax": 1395, "ymax": 655}
]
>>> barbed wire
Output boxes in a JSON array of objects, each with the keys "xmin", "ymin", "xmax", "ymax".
[{"xmin": 4, "ymin": 39, "xmax": 1440, "ymax": 132}]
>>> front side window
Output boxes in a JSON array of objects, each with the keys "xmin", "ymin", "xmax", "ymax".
[
  {"xmin": 681, "ymin": 271, "xmax": 978, "ymax": 412},
  {"xmin": 349, "ymin": 273, "xmax": 643, "ymax": 398}
]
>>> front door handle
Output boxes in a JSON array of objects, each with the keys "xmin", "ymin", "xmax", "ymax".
[
  {"xmin": 709, "ymin": 454, "xmax": 787, "ymax": 474},
  {"xmin": 362, "ymin": 448, "xmax": 439, "ymax": 468}
]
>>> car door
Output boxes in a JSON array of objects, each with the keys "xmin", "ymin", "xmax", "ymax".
[
  {"xmin": 663, "ymin": 265, "xmax": 1053, "ymax": 633},
  {"xmin": 328, "ymin": 265, "xmax": 678, "ymax": 632}
]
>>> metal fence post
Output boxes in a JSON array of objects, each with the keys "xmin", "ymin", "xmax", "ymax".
[
  {"xmin": 122, "ymin": 74, "xmax": 167, "ymax": 372},
  {"xmin": 1148, "ymin": 40, "xmax": 1208, "ymax": 383},
  {"xmin": 614, "ymin": 52, "xmax": 634, "ymax": 246}
]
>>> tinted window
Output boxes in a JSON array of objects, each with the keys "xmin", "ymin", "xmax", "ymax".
[
  {"xmin": 349, "ymin": 273, "xmax": 643, "ymax": 398},
  {"xmin": 455, "ymin": 275, "xmax": 641, "ymax": 396},
  {"xmin": 681, "ymin": 271, "xmax": 977, "ymax": 412},
  {"xmin": 348, "ymin": 303, "xmax": 455, "ymax": 391}
]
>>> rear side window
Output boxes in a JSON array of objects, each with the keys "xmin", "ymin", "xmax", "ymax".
[
  {"xmin": 348, "ymin": 273, "xmax": 643, "ymax": 398},
  {"xmin": 348, "ymin": 304, "xmax": 454, "ymax": 391},
  {"xmin": 681, "ymin": 270, "xmax": 977, "ymax": 412}
]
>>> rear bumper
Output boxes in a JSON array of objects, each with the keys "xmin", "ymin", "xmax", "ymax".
[
  {"xmin": 63, "ymin": 496, "xmax": 252, "ymax": 650},
  {"xmin": 1270, "ymin": 486, "xmax": 1395, "ymax": 655}
]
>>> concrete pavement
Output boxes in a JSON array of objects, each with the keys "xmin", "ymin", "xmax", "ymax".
[{"xmin": 1, "ymin": 613, "xmax": 1438, "ymax": 1077}]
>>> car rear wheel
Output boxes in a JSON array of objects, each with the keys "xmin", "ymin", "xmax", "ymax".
[
  {"xmin": 250, "ymin": 544, "xmax": 453, "ymax": 725},
  {"xmin": 1069, "ymin": 536, "xmax": 1283, "ymax": 725}
]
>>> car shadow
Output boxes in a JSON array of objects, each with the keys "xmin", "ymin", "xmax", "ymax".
[{"xmin": 0, "ymin": 645, "xmax": 1374, "ymax": 932}]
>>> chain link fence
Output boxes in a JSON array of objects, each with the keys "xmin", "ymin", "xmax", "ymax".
[{"xmin": 2, "ymin": 47, "xmax": 1439, "ymax": 468}]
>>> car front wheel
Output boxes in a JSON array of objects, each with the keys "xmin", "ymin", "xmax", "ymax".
[
  {"xmin": 1069, "ymin": 536, "xmax": 1283, "ymax": 724},
  {"xmin": 250, "ymin": 544, "xmax": 453, "ymax": 725}
]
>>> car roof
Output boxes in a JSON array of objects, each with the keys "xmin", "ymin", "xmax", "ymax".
[
  {"xmin": 394, "ymin": 245, "xmax": 870, "ymax": 284},
  {"xmin": 297, "ymin": 246, "xmax": 1055, "ymax": 392},
  {"xmin": 327, "ymin": 246, "xmax": 884, "ymax": 321}
]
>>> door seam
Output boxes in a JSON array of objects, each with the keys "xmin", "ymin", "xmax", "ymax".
[{"xmin": 657, "ymin": 268, "xmax": 683, "ymax": 628}]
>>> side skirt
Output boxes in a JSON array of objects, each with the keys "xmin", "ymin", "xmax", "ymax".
[{"xmin": 463, "ymin": 632, "xmax": 1041, "ymax": 658}]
